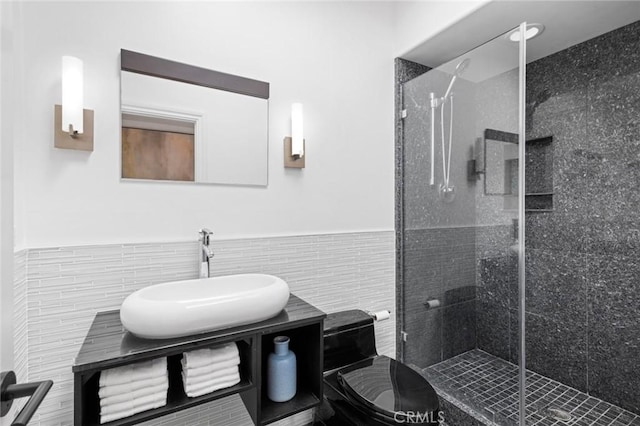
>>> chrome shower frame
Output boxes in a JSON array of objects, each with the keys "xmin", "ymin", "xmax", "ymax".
[{"xmin": 517, "ymin": 21, "xmax": 528, "ymax": 426}]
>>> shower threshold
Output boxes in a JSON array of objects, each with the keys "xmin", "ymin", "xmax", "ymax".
[{"xmin": 422, "ymin": 350, "xmax": 639, "ymax": 426}]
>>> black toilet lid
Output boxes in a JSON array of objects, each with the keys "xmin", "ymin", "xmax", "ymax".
[{"xmin": 337, "ymin": 356, "xmax": 439, "ymax": 420}]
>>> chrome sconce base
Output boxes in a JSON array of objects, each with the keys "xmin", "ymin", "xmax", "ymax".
[
  {"xmin": 54, "ymin": 105, "xmax": 94, "ymax": 151},
  {"xmin": 467, "ymin": 159, "xmax": 484, "ymax": 181},
  {"xmin": 284, "ymin": 137, "xmax": 305, "ymax": 168}
]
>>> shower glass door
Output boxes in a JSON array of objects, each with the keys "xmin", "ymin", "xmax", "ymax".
[{"xmin": 399, "ymin": 23, "xmax": 527, "ymax": 425}]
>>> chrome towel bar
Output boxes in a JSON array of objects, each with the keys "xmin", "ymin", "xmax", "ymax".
[{"xmin": 1, "ymin": 371, "xmax": 53, "ymax": 426}]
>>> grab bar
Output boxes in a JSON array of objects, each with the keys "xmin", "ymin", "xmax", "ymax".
[{"xmin": 1, "ymin": 371, "xmax": 53, "ymax": 426}]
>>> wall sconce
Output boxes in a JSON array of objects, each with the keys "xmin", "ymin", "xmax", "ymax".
[
  {"xmin": 284, "ymin": 103, "xmax": 305, "ymax": 168},
  {"xmin": 54, "ymin": 56, "xmax": 94, "ymax": 151}
]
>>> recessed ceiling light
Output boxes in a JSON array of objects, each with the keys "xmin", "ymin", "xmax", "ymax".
[{"xmin": 506, "ymin": 23, "xmax": 545, "ymax": 42}]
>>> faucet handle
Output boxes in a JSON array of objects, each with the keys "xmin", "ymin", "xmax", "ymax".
[{"xmin": 199, "ymin": 228, "xmax": 213, "ymax": 244}]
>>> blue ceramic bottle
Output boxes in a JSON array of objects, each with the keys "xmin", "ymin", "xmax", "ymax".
[{"xmin": 267, "ymin": 336, "xmax": 297, "ymax": 402}]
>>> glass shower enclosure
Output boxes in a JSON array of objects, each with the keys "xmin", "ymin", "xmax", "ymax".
[{"xmin": 397, "ymin": 24, "xmax": 527, "ymax": 424}]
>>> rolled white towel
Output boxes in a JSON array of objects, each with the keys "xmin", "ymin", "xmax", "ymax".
[
  {"xmin": 181, "ymin": 365, "xmax": 239, "ymax": 388},
  {"xmin": 185, "ymin": 372, "xmax": 241, "ymax": 398},
  {"xmin": 182, "ymin": 355, "xmax": 240, "ymax": 378},
  {"xmin": 98, "ymin": 374, "xmax": 167, "ymax": 399},
  {"xmin": 181, "ymin": 343, "xmax": 239, "ymax": 370},
  {"xmin": 100, "ymin": 382, "xmax": 168, "ymax": 407},
  {"xmin": 100, "ymin": 358, "xmax": 166, "ymax": 388},
  {"xmin": 100, "ymin": 392, "xmax": 166, "ymax": 416},
  {"xmin": 100, "ymin": 397, "xmax": 166, "ymax": 424}
]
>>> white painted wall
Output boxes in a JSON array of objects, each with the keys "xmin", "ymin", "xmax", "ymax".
[
  {"xmin": 15, "ymin": 1, "xmax": 396, "ymax": 248},
  {"xmin": 394, "ymin": 0, "xmax": 491, "ymax": 58},
  {"xmin": 0, "ymin": 0, "xmax": 17, "ymax": 385}
]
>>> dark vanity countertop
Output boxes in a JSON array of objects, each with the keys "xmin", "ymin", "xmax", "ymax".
[{"xmin": 73, "ymin": 294, "xmax": 325, "ymax": 373}]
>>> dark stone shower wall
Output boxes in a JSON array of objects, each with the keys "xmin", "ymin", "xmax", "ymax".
[
  {"xmin": 475, "ymin": 225, "xmax": 518, "ymax": 363},
  {"xmin": 477, "ymin": 20, "xmax": 640, "ymax": 414},
  {"xmin": 403, "ymin": 227, "xmax": 477, "ymax": 368},
  {"xmin": 396, "ymin": 58, "xmax": 480, "ymax": 369},
  {"xmin": 395, "ymin": 58, "xmax": 431, "ymax": 360}
]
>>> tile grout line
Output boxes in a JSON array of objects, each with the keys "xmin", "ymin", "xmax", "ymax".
[{"xmin": 423, "ymin": 350, "xmax": 638, "ymax": 426}]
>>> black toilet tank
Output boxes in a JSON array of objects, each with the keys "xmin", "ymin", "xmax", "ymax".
[{"xmin": 323, "ymin": 310, "xmax": 378, "ymax": 372}]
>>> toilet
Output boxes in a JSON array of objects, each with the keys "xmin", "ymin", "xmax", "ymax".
[{"xmin": 317, "ymin": 310, "xmax": 440, "ymax": 425}]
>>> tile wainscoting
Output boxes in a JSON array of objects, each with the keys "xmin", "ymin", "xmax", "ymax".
[
  {"xmin": 14, "ymin": 231, "xmax": 395, "ymax": 426},
  {"xmin": 11, "ymin": 250, "xmax": 29, "ymax": 419}
]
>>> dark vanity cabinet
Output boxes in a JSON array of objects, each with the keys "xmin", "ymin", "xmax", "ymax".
[
  {"xmin": 258, "ymin": 323, "xmax": 323, "ymax": 424},
  {"xmin": 73, "ymin": 295, "xmax": 325, "ymax": 426}
]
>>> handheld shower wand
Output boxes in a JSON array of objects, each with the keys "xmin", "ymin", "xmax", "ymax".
[{"xmin": 429, "ymin": 58, "xmax": 470, "ymax": 203}]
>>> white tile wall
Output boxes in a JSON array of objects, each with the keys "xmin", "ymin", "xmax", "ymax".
[
  {"xmin": 17, "ymin": 231, "xmax": 395, "ymax": 426},
  {"xmin": 11, "ymin": 250, "xmax": 28, "ymax": 418}
]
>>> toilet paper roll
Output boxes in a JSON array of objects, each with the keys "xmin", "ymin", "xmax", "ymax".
[
  {"xmin": 372, "ymin": 310, "xmax": 391, "ymax": 321},
  {"xmin": 424, "ymin": 299, "xmax": 441, "ymax": 309}
]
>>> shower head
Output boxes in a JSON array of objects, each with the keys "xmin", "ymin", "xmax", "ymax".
[
  {"xmin": 455, "ymin": 58, "xmax": 470, "ymax": 77},
  {"xmin": 443, "ymin": 58, "xmax": 470, "ymax": 99}
]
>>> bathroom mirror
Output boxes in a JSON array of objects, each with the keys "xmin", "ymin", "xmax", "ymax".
[
  {"xmin": 483, "ymin": 129, "xmax": 518, "ymax": 196},
  {"xmin": 120, "ymin": 50, "xmax": 269, "ymax": 186}
]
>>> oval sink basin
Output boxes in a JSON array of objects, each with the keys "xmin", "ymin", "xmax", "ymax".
[{"xmin": 120, "ymin": 274, "xmax": 290, "ymax": 339}]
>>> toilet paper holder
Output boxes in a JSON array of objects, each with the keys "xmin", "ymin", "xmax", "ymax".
[
  {"xmin": 424, "ymin": 299, "xmax": 441, "ymax": 309},
  {"xmin": 367, "ymin": 310, "xmax": 391, "ymax": 322}
]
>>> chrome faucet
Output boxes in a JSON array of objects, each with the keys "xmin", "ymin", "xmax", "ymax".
[{"xmin": 199, "ymin": 228, "xmax": 214, "ymax": 278}]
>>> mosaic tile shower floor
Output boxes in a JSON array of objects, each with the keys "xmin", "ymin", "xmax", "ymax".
[{"xmin": 423, "ymin": 350, "xmax": 639, "ymax": 426}]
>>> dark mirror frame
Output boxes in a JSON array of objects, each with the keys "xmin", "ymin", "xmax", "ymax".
[
  {"xmin": 483, "ymin": 128, "xmax": 518, "ymax": 196},
  {"xmin": 120, "ymin": 49, "xmax": 269, "ymax": 99}
]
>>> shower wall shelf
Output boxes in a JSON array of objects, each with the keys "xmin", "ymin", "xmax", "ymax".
[
  {"xmin": 525, "ymin": 135, "xmax": 554, "ymax": 212},
  {"xmin": 482, "ymin": 129, "xmax": 554, "ymax": 212}
]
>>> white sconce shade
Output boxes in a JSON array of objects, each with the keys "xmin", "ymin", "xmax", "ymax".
[
  {"xmin": 55, "ymin": 56, "xmax": 93, "ymax": 151},
  {"xmin": 62, "ymin": 56, "xmax": 84, "ymax": 134},
  {"xmin": 291, "ymin": 103, "xmax": 304, "ymax": 158}
]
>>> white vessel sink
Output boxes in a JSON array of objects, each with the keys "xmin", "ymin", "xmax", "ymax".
[{"xmin": 120, "ymin": 274, "xmax": 290, "ymax": 339}]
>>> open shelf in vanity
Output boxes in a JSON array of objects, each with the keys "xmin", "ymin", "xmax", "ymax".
[
  {"xmin": 259, "ymin": 323, "xmax": 323, "ymax": 424},
  {"xmin": 73, "ymin": 295, "xmax": 325, "ymax": 426}
]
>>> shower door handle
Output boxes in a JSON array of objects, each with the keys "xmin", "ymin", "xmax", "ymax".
[{"xmin": 1, "ymin": 371, "xmax": 53, "ymax": 426}]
